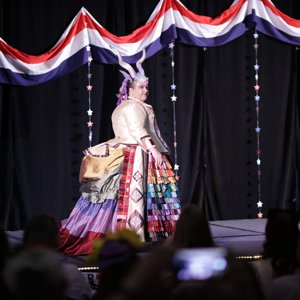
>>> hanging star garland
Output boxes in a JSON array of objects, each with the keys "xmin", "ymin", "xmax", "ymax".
[
  {"xmin": 253, "ymin": 30, "xmax": 263, "ymax": 219},
  {"xmin": 169, "ymin": 41, "xmax": 179, "ymax": 178},
  {"xmin": 86, "ymin": 45, "xmax": 93, "ymax": 147}
]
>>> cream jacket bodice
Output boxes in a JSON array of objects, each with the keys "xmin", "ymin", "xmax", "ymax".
[{"xmin": 89, "ymin": 97, "xmax": 169, "ymax": 155}]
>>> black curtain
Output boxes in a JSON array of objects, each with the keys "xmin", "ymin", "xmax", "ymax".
[{"xmin": 0, "ymin": 0, "xmax": 300, "ymax": 230}]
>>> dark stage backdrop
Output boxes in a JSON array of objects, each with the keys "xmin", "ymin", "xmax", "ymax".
[{"xmin": 0, "ymin": 0, "xmax": 300, "ymax": 230}]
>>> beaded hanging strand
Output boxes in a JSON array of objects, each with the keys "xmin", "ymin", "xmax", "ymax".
[
  {"xmin": 169, "ymin": 41, "xmax": 179, "ymax": 177},
  {"xmin": 82, "ymin": 8, "xmax": 94, "ymax": 147},
  {"xmin": 253, "ymin": 30, "xmax": 263, "ymax": 218},
  {"xmin": 86, "ymin": 47, "xmax": 93, "ymax": 147}
]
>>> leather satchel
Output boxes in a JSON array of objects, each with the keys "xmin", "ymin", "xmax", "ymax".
[{"xmin": 79, "ymin": 147, "xmax": 125, "ymax": 182}]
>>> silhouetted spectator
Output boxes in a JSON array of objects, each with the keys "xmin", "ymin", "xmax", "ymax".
[
  {"xmin": 10, "ymin": 214, "xmax": 92, "ymax": 300},
  {"xmin": 22, "ymin": 214, "xmax": 61, "ymax": 250},
  {"xmin": 0, "ymin": 227, "xmax": 12, "ymax": 298},
  {"xmin": 4, "ymin": 247, "xmax": 67, "ymax": 300},
  {"xmin": 251, "ymin": 209, "xmax": 300, "ymax": 289},
  {"xmin": 171, "ymin": 255, "xmax": 265, "ymax": 300},
  {"xmin": 264, "ymin": 267, "xmax": 300, "ymax": 300},
  {"xmin": 89, "ymin": 229, "xmax": 142, "ymax": 300},
  {"xmin": 111, "ymin": 205, "xmax": 217, "ymax": 300},
  {"xmin": 110, "ymin": 244, "xmax": 175, "ymax": 300},
  {"xmin": 169, "ymin": 204, "xmax": 215, "ymax": 248},
  {"xmin": 265, "ymin": 213, "xmax": 300, "ymax": 300},
  {"xmin": 110, "ymin": 245, "xmax": 265, "ymax": 300}
]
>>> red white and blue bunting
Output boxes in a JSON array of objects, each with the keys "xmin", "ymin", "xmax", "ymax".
[{"xmin": 0, "ymin": 0, "xmax": 300, "ymax": 86}]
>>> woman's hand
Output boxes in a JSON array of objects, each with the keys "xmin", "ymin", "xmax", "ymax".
[{"xmin": 149, "ymin": 146, "xmax": 164, "ymax": 169}]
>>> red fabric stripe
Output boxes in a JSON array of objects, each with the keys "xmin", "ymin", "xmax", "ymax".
[
  {"xmin": 173, "ymin": 0, "xmax": 248, "ymax": 26},
  {"xmin": 86, "ymin": 0, "xmax": 173, "ymax": 44},
  {"xmin": 0, "ymin": 12, "xmax": 87, "ymax": 64},
  {"xmin": 58, "ymin": 227, "xmax": 105, "ymax": 256},
  {"xmin": 261, "ymin": 0, "xmax": 300, "ymax": 28},
  {"xmin": 0, "ymin": 0, "xmax": 173, "ymax": 62}
]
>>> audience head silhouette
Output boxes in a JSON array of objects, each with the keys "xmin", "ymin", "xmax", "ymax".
[
  {"xmin": 171, "ymin": 204, "xmax": 214, "ymax": 248},
  {"xmin": 22, "ymin": 214, "xmax": 60, "ymax": 249},
  {"xmin": 89, "ymin": 229, "xmax": 142, "ymax": 299},
  {"xmin": 264, "ymin": 209, "xmax": 300, "ymax": 277},
  {"xmin": 4, "ymin": 247, "xmax": 66, "ymax": 300}
]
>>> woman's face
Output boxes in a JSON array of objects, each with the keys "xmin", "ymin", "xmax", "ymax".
[{"xmin": 129, "ymin": 81, "xmax": 149, "ymax": 102}]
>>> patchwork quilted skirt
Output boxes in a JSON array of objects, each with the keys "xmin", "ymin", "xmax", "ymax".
[{"xmin": 57, "ymin": 144, "xmax": 181, "ymax": 256}]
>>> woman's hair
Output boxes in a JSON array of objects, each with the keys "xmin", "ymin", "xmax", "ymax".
[
  {"xmin": 171, "ymin": 204, "xmax": 214, "ymax": 248},
  {"xmin": 116, "ymin": 76, "xmax": 148, "ymax": 105}
]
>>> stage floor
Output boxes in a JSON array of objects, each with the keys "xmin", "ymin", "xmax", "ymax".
[
  {"xmin": 209, "ymin": 218, "xmax": 266, "ymax": 256},
  {"xmin": 6, "ymin": 218, "xmax": 267, "ymax": 264}
]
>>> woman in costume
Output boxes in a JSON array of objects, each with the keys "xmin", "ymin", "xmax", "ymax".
[{"xmin": 58, "ymin": 49, "xmax": 181, "ymax": 256}]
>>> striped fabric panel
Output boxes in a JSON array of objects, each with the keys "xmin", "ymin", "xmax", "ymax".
[
  {"xmin": 3, "ymin": 1, "xmax": 300, "ymax": 85},
  {"xmin": 116, "ymin": 145, "xmax": 137, "ymax": 230}
]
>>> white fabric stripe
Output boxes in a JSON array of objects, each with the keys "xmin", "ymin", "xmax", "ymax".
[{"xmin": 174, "ymin": 2, "xmax": 248, "ymax": 38}]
